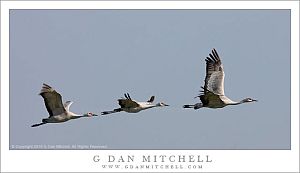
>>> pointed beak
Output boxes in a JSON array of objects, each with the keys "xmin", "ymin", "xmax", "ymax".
[
  {"xmin": 93, "ymin": 114, "xmax": 99, "ymax": 116},
  {"xmin": 253, "ymin": 99, "xmax": 258, "ymax": 102},
  {"xmin": 165, "ymin": 104, "xmax": 169, "ymax": 106}
]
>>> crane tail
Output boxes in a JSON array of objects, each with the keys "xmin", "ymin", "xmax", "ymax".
[{"xmin": 194, "ymin": 103, "xmax": 203, "ymax": 109}]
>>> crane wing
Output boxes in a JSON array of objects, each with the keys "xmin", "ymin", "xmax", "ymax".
[
  {"xmin": 63, "ymin": 101, "xmax": 73, "ymax": 112},
  {"xmin": 200, "ymin": 89, "xmax": 224, "ymax": 106},
  {"xmin": 147, "ymin": 96, "xmax": 155, "ymax": 103},
  {"xmin": 39, "ymin": 83, "xmax": 66, "ymax": 117},
  {"xmin": 118, "ymin": 94, "xmax": 140, "ymax": 108},
  {"xmin": 118, "ymin": 99, "xmax": 140, "ymax": 108},
  {"xmin": 203, "ymin": 48, "xmax": 225, "ymax": 96}
]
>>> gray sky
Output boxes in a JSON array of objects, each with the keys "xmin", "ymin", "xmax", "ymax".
[{"xmin": 9, "ymin": 10, "xmax": 290, "ymax": 149}]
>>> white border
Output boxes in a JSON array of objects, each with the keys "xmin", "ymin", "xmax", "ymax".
[{"xmin": 1, "ymin": 1, "xmax": 299, "ymax": 172}]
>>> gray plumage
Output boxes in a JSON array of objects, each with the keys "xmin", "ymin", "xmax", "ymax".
[
  {"xmin": 101, "ymin": 93, "xmax": 168, "ymax": 115},
  {"xmin": 32, "ymin": 83, "xmax": 98, "ymax": 127},
  {"xmin": 183, "ymin": 48, "xmax": 257, "ymax": 109}
]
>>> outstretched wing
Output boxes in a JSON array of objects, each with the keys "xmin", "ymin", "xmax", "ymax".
[
  {"xmin": 118, "ymin": 93, "xmax": 139, "ymax": 108},
  {"xmin": 203, "ymin": 48, "xmax": 225, "ymax": 96},
  {"xmin": 39, "ymin": 83, "xmax": 65, "ymax": 117}
]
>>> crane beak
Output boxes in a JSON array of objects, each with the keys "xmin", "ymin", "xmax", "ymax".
[
  {"xmin": 93, "ymin": 114, "xmax": 99, "ymax": 116},
  {"xmin": 253, "ymin": 99, "xmax": 258, "ymax": 102}
]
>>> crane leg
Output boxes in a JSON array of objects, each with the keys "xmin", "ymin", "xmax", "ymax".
[
  {"xmin": 101, "ymin": 108, "xmax": 122, "ymax": 115},
  {"xmin": 31, "ymin": 122, "xmax": 47, "ymax": 127}
]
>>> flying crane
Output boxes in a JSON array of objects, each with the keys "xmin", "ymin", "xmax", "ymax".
[
  {"xmin": 32, "ymin": 83, "xmax": 98, "ymax": 127},
  {"xmin": 183, "ymin": 48, "xmax": 257, "ymax": 109},
  {"xmin": 101, "ymin": 93, "xmax": 169, "ymax": 115}
]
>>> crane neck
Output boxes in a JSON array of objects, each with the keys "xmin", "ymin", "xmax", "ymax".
[
  {"xmin": 227, "ymin": 100, "xmax": 243, "ymax": 106},
  {"xmin": 143, "ymin": 104, "xmax": 157, "ymax": 109},
  {"xmin": 69, "ymin": 112, "xmax": 85, "ymax": 119}
]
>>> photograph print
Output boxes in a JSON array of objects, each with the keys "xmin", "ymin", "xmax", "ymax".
[{"xmin": 9, "ymin": 9, "xmax": 290, "ymax": 150}]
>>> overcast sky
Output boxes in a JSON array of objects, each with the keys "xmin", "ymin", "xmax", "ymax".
[{"xmin": 9, "ymin": 9, "xmax": 290, "ymax": 149}]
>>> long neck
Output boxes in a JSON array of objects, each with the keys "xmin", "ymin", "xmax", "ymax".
[
  {"xmin": 227, "ymin": 100, "xmax": 244, "ymax": 106},
  {"xmin": 69, "ymin": 112, "xmax": 85, "ymax": 119},
  {"xmin": 221, "ymin": 96, "xmax": 241, "ymax": 106},
  {"xmin": 142, "ymin": 104, "xmax": 157, "ymax": 110},
  {"xmin": 228, "ymin": 102, "xmax": 242, "ymax": 106}
]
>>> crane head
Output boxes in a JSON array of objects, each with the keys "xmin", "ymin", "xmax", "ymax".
[
  {"xmin": 84, "ymin": 112, "xmax": 98, "ymax": 117},
  {"xmin": 156, "ymin": 102, "xmax": 169, "ymax": 107},
  {"xmin": 242, "ymin": 98, "xmax": 257, "ymax": 103}
]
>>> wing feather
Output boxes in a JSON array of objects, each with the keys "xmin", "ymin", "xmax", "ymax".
[
  {"xmin": 63, "ymin": 101, "xmax": 73, "ymax": 112},
  {"xmin": 147, "ymin": 96, "xmax": 155, "ymax": 103},
  {"xmin": 118, "ymin": 94, "xmax": 140, "ymax": 108},
  {"xmin": 39, "ymin": 83, "xmax": 65, "ymax": 117},
  {"xmin": 200, "ymin": 90, "xmax": 224, "ymax": 107},
  {"xmin": 203, "ymin": 48, "xmax": 225, "ymax": 95}
]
